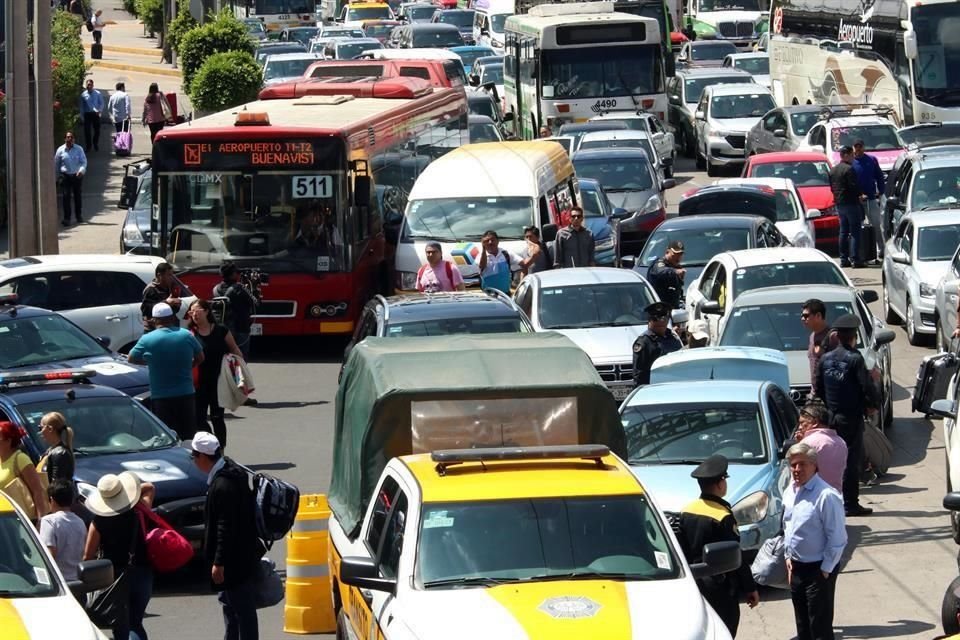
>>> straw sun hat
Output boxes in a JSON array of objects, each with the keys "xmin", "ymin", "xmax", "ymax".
[{"xmin": 84, "ymin": 471, "xmax": 143, "ymax": 517}]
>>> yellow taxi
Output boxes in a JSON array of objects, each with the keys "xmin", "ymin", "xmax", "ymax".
[
  {"xmin": 0, "ymin": 491, "xmax": 113, "ymax": 639},
  {"xmin": 340, "ymin": 1, "xmax": 396, "ymax": 26},
  {"xmin": 330, "ymin": 445, "xmax": 741, "ymax": 639}
]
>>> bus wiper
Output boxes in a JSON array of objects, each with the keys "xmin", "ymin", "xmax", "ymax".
[{"xmin": 423, "ymin": 576, "xmax": 517, "ymax": 588}]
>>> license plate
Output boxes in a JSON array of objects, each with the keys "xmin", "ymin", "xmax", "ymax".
[
  {"xmin": 250, "ymin": 323, "xmax": 263, "ymax": 336},
  {"xmin": 611, "ymin": 386, "xmax": 631, "ymax": 401}
]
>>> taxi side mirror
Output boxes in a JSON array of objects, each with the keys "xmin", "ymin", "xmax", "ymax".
[
  {"xmin": 68, "ymin": 559, "xmax": 114, "ymax": 599},
  {"xmin": 701, "ymin": 301, "xmax": 724, "ymax": 315},
  {"xmin": 340, "ymin": 556, "xmax": 397, "ymax": 594},
  {"xmin": 690, "ymin": 540, "xmax": 741, "ymax": 579}
]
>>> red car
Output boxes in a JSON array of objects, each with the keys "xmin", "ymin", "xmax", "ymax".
[
  {"xmin": 363, "ymin": 19, "xmax": 403, "ymax": 44},
  {"xmin": 742, "ymin": 151, "xmax": 838, "ymax": 254}
]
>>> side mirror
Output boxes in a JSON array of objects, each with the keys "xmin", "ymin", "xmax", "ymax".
[
  {"xmin": 873, "ymin": 328, "xmax": 896, "ymax": 347},
  {"xmin": 904, "ymin": 29, "xmax": 918, "ymax": 60},
  {"xmin": 611, "ymin": 207, "xmax": 630, "ymax": 220},
  {"xmin": 354, "ymin": 175, "xmax": 372, "ymax": 207},
  {"xmin": 773, "ymin": 128, "xmax": 787, "ymax": 138},
  {"xmin": 662, "ymin": 178, "xmax": 677, "ymax": 190},
  {"xmin": 701, "ymin": 301, "xmax": 724, "ymax": 315},
  {"xmin": 469, "ymin": 74, "xmax": 480, "ymax": 86},
  {"xmin": 340, "ymin": 556, "xmax": 397, "ymax": 594},
  {"xmin": 690, "ymin": 540, "xmax": 741, "ymax": 579},
  {"xmin": 805, "ymin": 208, "xmax": 821, "ymax": 219},
  {"xmin": 859, "ymin": 289, "xmax": 879, "ymax": 304},
  {"xmin": 669, "ymin": 94, "xmax": 681, "ymax": 105},
  {"xmin": 502, "ymin": 112, "xmax": 515, "ymax": 122},
  {"xmin": 891, "ymin": 251, "xmax": 911, "ymax": 265},
  {"xmin": 480, "ymin": 28, "xmax": 489, "ymax": 36},
  {"xmin": 694, "ymin": 110, "xmax": 705, "ymax": 120},
  {"xmin": 541, "ymin": 223, "xmax": 558, "ymax": 243},
  {"xmin": 671, "ymin": 308, "xmax": 689, "ymax": 324},
  {"xmin": 886, "ymin": 196, "xmax": 903, "ymax": 210},
  {"xmin": 620, "ymin": 255, "xmax": 636, "ymax": 270},
  {"xmin": 96, "ymin": 335, "xmax": 111, "ymax": 349},
  {"xmin": 945, "ymin": 492, "xmax": 960, "ymax": 511},
  {"xmin": 929, "ymin": 398, "xmax": 956, "ymax": 421},
  {"xmin": 68, "ymin": 559, "xmax": 114, "ymax": 599},
  {"xmin": 118, "ymin": 175, "xmax": 139, "ymax": 209}
]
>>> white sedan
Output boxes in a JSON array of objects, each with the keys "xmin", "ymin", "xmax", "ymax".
[
  {"xmin": 712, "ymin": 177, "xmax": 819, "ymax": 248},
  {"xmin": 721, "ymin": 52, "xmax": 770, "ymax": 88}
]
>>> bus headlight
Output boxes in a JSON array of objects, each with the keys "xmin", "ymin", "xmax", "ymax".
[
  {"xmin": 732, "ymin": 491, "xmax": 769, "ymax": 525},
  {"xmin": 396, "ymin": 271, "xmax": 418, "ymax": 291}
]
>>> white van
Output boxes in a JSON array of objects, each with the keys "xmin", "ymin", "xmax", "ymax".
[
  {"xmin": 472, "ymin": 0, "xmax": 514, "ymax": 51},
  {"xmin": 394, "ymin": 141, "xmax": 579, "ymax": 292}
]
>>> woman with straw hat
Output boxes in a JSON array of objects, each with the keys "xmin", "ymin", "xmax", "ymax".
[{"xmin": 83, "ymin": 471, "xmax": 156, "ymax": 640}]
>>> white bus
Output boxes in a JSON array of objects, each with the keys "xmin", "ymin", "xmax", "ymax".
[
  {"xmin": 229, "ymin": 0, "xmax": 315, "ymax": 31},
  {"xmin": 768, "ymin": 0, "xmax": 960, "ymax": 125},
  {"xmin": 503, "ymin": 2, "xmax": 667, "ymax": 139}
]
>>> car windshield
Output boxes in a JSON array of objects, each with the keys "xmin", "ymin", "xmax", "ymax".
[
  {"xmin": 719, "ymin": 301, "xmax": 862, "ymax": 351},
  {"xmin": 246, "ymin": 20, "xmax": 266, "ymax": 35},
  {"xmin": 732, "ymin": 262, "xmax": 847, "ymax": 298},
  {"xmin": 0, "ymin": 513, "xmax": 59, "ymax": 597},
  {"xmin": 365, "ymin": 23, "xmax": 395, "ymax": 38},
  {"xmin": 458, "ymin": 48, "xmax": 493, "ymax": 66},
  {"xmin": 0, "ymin": 314, "xmax": 108, "ymax": 368},
  {"xmin": 732, "ymin": 56, "xmax": 768, "ymax": 74},
  {"xmin": 438, "ymin": 10, "xmax": 473, "ymax": 26},
  {"xmin": 418, "ymin": 495, "xmax": 680, "ymax": 587},
  {"xmin": 692, "ymin": 42, "xmax": 737, "ymax": 60},
  {"xmin": 830, "ymin": 125, "xmax": 902, "ymax": 151},
  {"xmin": 679, "ymin": 191, "xmax": 777, "ymax": 222},
  {"xmin": 404, "ymin": 197, "xmax": 532, "ymax": 241},
  {"xmin": 408, "ymin": 5, "xmax": 436, "ymax": 19},
  {"xmin": 710, "ymin": 92, "xmax": 775, "ymax": 119},
  {"xmin": 579, "ymin": 187, "xmax": 610, "ymax": 218},
  {"xmin": 621, "ymin": 402, "xmax": 767, "ymax": 464},
  {"xmin": 388, "ymin": 316, "xmax": 526, "ymax": 336},
  {"xmin": 288, "ymin": 28, "xmax": 319, "ymax": 45},
  {"xmin": 264, "ymin": 57, "xmax": 317, "ymax": 80},
  {"xmin": 468, "ymin": 96, "xmax": 496, "ymax": 119},
  {"xmin": 899, "ymin": 125, "xmax": 960, "ymax": 147},
  {"xmin": 539, "ymin": 283, "xmax": 655, "ymax": 329},
  {"xmin": 479, "ymin": 64, "xmax": 503, "ymax": 84},
  {"xmin": 912, "ymin": 168, "xmax": 960, "ymax": 210},
  {"xmin": 19, "ymin": 396, "xmax": 178, "ymax": 455},
  {"xmin": 573, "ymin": 158, "xmax": 654, "ymax": 191},
  {"xmin": 918, "ymin": 224, "xmax": 960, "ymax": 261},
  {"xmin": 413, "ymin": 28, "xmax": 464, "ymax": 47},
  {"xmin": 751, "ymin": 161, "xmax": 830, "ymax": 186},
  {"xmin": 469, "ymin": 122, "xmax": 501, "ymax": 142},
  {"xmin": 640, "ymin": 227, "xmax": 750, "ymax": 267},
  {"xmin": 542, "ymin": 45, "xmax": 663, "ymax": 99},
  {"xmin": 490, "ymin": 13, "xmax": 508, "ymax": 31},
  {"xmin": 134, "ymin": 171, "xmax": 153, "ymax": 209},
  {"xmin": 256, "ymin": 45, "xmax": 305, "ymax": 64},
  {"xmin": 337, "ymin": 40, "xmax": 383, "ymax": 58},
  {"xmin": 349, "ymin": 6, "xmax": 392, "ymax": 19},
  {"xmin": 579, "ymin": 137, "xmax": 656, "ymax": 163},
  {"xmin": 790, "ymin": 111, "xmax": 819, "ymax": 136},
  {"xmin": 684, "ymin": 75, "xmax": 753, "ymax": 104}
]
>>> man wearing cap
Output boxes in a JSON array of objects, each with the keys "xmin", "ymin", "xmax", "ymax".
[
  {"xmin": 828, "ymin": 146, "xmax": 867, "ymax": 268},
  {"xmin": 191, "ymin": 432, "xmax": 264, "ymax": 640},
  {"xmin": 814, "ymin": 313, "xmax": 879, "ymax": 516},
  {"xmin": 679, "ymin": 454, "xmax": 760, "ymax": 637},
  {"xmin": 129, "ymin": 302, "xmax": 205, "ymax": 440},
  {"xmin": 647, "ymin": 240, "xmax": 687, "ymax": 309},
  {"xmin": 632, "ymin": 301, "xmax": 684, "ymax": 386},
  {"xmin": 852, "ymin": 139, "xmax": 886, "ymax": 262}
]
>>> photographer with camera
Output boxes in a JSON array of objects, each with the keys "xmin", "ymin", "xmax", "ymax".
[{"xmin": 213, "ymin": 263, "xmax": 260, "ymax": 365}]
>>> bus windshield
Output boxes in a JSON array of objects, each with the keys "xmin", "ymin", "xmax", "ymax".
[
  {"xmin": 911, "ymin": 3, "xmax": 960, "ymax": 107},
  {"xmin": 256, "ymin": 0, "xmax": 313, "ymax": 13},
  {"xmin": 404, "ymin": 197, "xmax": 533, "ymax": 241},
  {"xmin": 542, "ymin": 45, "xmax": 663, "ymax": 99}
]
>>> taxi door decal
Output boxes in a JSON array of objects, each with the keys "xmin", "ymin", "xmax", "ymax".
[{"xmin": 0, "ymin": 600, "xmax": 31, "ymax": 640}]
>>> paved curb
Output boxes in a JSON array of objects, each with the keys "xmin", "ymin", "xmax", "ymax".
[
  {"xmin": 84, "ymin": 43, "xmax": 160, "ymax": 56},
  {"xmin": 86, "ymin": 59, "xmax": 182, "ymax": 78}
]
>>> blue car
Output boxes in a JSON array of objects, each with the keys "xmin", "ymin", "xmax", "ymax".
[
  {"xmin": 578, "ymin": 178, "xmax": 627, "ymax": 267},
  {"xmin": 620, "ymin": 377, "xmax": 796, "ymax": 554},
  {"xmin": 450, "ymin": 45, "xmax": 495, "ymax": 74},
  {"xmin": 1, "ymin": 369, "xmax": 209, "ymax": 546}
]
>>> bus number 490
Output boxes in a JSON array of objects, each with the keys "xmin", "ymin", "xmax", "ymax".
[
  {"xmin": 293, "ymin": 175, "xmax": 333, "ymax": 199},
  {"xmin": 590, "ymin": 99, "xmax": 617, "ymax": 113}
]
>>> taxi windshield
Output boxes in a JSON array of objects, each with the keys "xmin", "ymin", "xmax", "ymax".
[
  {"xmin": 418, "ymin": 494, "xmax": 680, "ymax": 587},
  {"xmin": 732, "ymin": 262, "xmax": 847, "ymax": 298},
  {"xmin": 0, "ymin": 314, "xmax": 108, "ymax": 368},
  {"xmin": 830, "ymin": 125, "xmax": 902, "ymax": 152},
  {"xmin": 0, "ymin": 512, "xmax": 59, "ymax": 597},
  {"xmin": 539, "ymin": 283, "xmax": 656, "ymax": 329},
  {"xmin": 621, "ymin": 402, "xmax": 767, "ymax": 464},
  {"xmin": 719, "ymin": 301, "xmax": 863, "ymax": 351},
  {"xmin": 19, "ymin": 396, "xmax": 178, "ymax": 455}
]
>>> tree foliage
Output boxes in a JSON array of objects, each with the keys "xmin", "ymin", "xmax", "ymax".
[
  {"xmin": 168, "ymin": 0, "xmax": 199, "ymax": 53},
  {"xmin": 177, "ymin": 9, "xmax": 255, "ymax": 90},
  {"xmin": 189, "ymin": 51, "xmax": 262, "ymax": 113},
  {"xmin": 136, "ymin": 0, "xmax": 164, "ymax": 37},
  {"xmin": 51, "ymin": 11, "xmax": 87, "ymax": 145}
]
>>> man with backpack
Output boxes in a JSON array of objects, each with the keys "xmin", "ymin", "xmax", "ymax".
[
  {"xmin": 213, "ymin": 262, "xmax": 260, "ymax": 363},
  {"xmin": 477, "ymin": 229, "xmax": 519, "ymax": 294},
  {"xmin": 191, "ymin": 431, "xmax": 264, "ymax": 640},
  {"xmin": 416, "ymin": 242, "xmax": 465, "ymax": 292}
]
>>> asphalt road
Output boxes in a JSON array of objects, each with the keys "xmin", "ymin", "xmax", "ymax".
[{"xmin": 65, "ymin": 154, "xmax": 959, "ymax": 640}]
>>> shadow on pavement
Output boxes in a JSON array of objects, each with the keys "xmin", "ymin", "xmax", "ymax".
[
  {"xmin": 247, "ymin": 461, "xmax": 297, "ymax": 472},
  {"xmin": 838, "ymin": 620, "xmax": 937, "ymax": 638},
  {"xmin": 252, "ymin": 400, "xmax": 329, "ymax": 410}
]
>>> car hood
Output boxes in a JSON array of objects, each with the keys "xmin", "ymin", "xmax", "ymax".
[
  {"xmin": 584, "ymin": 217, "xmax": 612, "ymax": 241},
  {"xmin": 795, "ymin": 185, "xmax": 834, "ymax": 210},
  {"xmin": 604, "ymin": 188, "xmax": 657, "ymax": 212},
  {"xmin": 14, "ymin": 356, "xmax": 149, "ymax": 395},
  {"xmin": 915, "ymin": 259, "xmax": 953, "ymax": 288},
  {"xmin": 784, "ymin": 349, "xmax": 810, "ymax": 386},
  {"xmin": 75, "ymin": 446, "xmax": 208, "ymax": 502},
  {"xmin": 5, "ymin": 595, "xmax": 103, "ymax": 640},
  {"xmin": 630, "ymin": 460, "xmax": 777, "ymax": 512},
  {"xmin": 400, "ymin": 578, "xmax": 716, "ymax": 639},
  {"xmin": 550, "ymin": 326, "xmax": 644, "ymax": 363},
  {"xmin": 709, "ymin": 117, "xmax": 760, "ymax": 134}
]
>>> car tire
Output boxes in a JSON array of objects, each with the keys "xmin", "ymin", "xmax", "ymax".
[
  {"xmin": 696, "ymin": 146, "xmax": 706, "ymax": 170},
  {"xmin": 906, "ymin": 298, "xmax": 928, "ymax": 346},
  {"xmin": 882, "ymin": 364, "xmax": 893, "ymax": 432},
  {"xmin": 683, "ymin": 128, "xmax": 696, "ymax": 158},
  {"xmin": 943, "ymin": 576, "xmax": 960, "ymax": 636},
  {"xmin": 706, "ymin": 157, "xmax": 717, "ymax": 177},
  {"xmin": 949, "ymin": 460, "xmax": 960, "ymax": 544},
  {"xmin": 882, "ymin": 277, "xmax": 898, "ymax": 324},
  {"xmin": 665, "ymin": 152, "xmax": 675, "ymax": 178}
]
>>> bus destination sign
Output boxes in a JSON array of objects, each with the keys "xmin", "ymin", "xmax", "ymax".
[{"xmin": 181, "ymin": 141, "xmax": 319, "ymax": 169}]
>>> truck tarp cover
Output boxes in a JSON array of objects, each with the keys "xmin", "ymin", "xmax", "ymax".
[{"xmin": 329, "ymin": 332, "xmax": 626, "ymax": 536}]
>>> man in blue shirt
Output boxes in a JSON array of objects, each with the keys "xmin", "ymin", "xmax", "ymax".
[
  {"xmin": 852, "ymin": 139, "xmax": 886, "ymax": 262},
  {"xmin": 53, "ymin": 131, "xmax": 87, "ymax": 225},
  {"xmin": 80, "ymin": 78, "xmax": 104, "ymax": 152},
  {"xmin": 128, "ymin": 302, "xmax": 204, "ymax": 440},
  {"xmin": 783, "ymin": 442, "xmax": 847, "ymax": 640}
]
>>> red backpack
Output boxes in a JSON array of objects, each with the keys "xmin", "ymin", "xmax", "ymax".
[{"xmin": 135, "ymin": 503, "xmax": 194, "ymax": 573}]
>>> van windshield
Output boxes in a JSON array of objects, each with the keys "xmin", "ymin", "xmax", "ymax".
[{"xmin": 404, "ymin": 197, "xmax": 533, "ymax": 241}]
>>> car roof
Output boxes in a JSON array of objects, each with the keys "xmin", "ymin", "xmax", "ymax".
[
  {"xmin": 337, "ymin": 37, "xmax": 381, "ymax": 45},
  {"xmin": 0, "ymin": 254, "xmax": 161, "ymax": 269},
  {"xmin": 677, "ymin": 67, "xmax": 752, "ymax": 78},
  {"xmin": 410, "ymin": 22, "xmax": 461, "ymax": 31},
  {"xmin": 265, "ymin": 52, "xmax": 324, "ymax": 61},
  {"xmin": 0, "ymin": 380, "xmax": 127, "ymax": 405},
  {"xmin": 705, "ymin": 83, "xmax": 772, "ymax": 96},
  {"xmin": 572, "ymin": 148, "xmax": 652, "ymax": 161},
  {"xmin": 0, "ymin": 304, "xmax": 64, "ymax": 320},
  {"xmin": 577, "ymin": 177, "xmax": 602, "ymax": 190},
  {"xmin": 692, "ymin": 40, "xmax": 738, "ymax": 48},
  {"xmin": 652, "ymin": 214, "xmax": 764, "ymax": 230},
  {"xmin": 910, "ymin": 147, "xmax": 960, "ymax": 169},
  {"xmin": 530, "ymin": 266, "xmax": 648, "ymax": 287},
  {"xmin": 579, "ymin": 130, "xmax": 652, "ymax": 141},
  {"xmin": 824, "ymin": 116, "xmax": 894, "ymax": 127},
  {"xmin": 902, "ymin": 209, "xmax": 960, "ymax": 226},
  {"xmin": 722, "ymin": 247, "xmax": 834, "ymax": 267},
  {"xmin": 731, "ymin": 283, "xmax": 858, "ymax": 306},
  {"xmin": 725, "ymin": 52, "xmax": 767, "ymax": 59},
  {"xmin": 400, "ymin": 451, "xmax": 641, "ymax": 502},
  {"xmin": 717, "ymin": 177, "xmax": 794, "ymax": 190},
  {"xmin": 748, "ymin": 151, "xmax": 828, "ymax": 163},
  {"xmin": 782, "ymin": 105, "xmax": 822, "ymax": 114},
  {"xmin": 624, "ymin": 379, "xmax": 764, "ymax": 406},
  {"xmin": 379, "ymin": 292, "xmax": 520, "ymax": 322}
]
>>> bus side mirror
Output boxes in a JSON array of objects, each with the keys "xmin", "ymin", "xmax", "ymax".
[
  {"xmin": 119, "ymin": 175, "xmax": 139, "ymax": 209},
  {"xmin": 904, "ymin": 30, "xmax": 918, "ymax": 60},
  {"xmin": 355, "ymin": 176, "xmax": 372, "ymax": 208}
]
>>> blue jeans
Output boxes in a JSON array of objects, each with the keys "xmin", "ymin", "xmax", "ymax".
[
  {"xmin": 838, "ymin": 203, "xmax": 863, "ymax": 263},
  {"xmin": 112, "ymin": 565, "xmax": 153, "ymax": 640},
  {"xmin": 218, "ymin": 577, "xmax": 259, "ymax": 640}
]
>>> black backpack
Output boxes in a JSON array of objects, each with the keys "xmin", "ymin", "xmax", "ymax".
[{"xmin": 238, "ymin": 464, "xmax": 300, "ymax": 549}]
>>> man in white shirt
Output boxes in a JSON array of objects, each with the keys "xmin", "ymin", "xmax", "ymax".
[
  {"xmin": 107, "ymin": 82, "xmax": 132, "ymax": 133},
  {"xmin": 39, "ymin": 480, "xmax": 87, "ymax": 581}
]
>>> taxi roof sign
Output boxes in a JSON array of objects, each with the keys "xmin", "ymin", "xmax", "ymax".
[
  {"xmin": 432, "ymin": 445, "xmax": 610, "ymax": 474},
  {"xmin": 235, "ymin": 111, "xmax": 271, "ymax": 126}
]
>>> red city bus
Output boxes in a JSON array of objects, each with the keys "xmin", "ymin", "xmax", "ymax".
[{"xmin": 151, "ymin": 78, "xmax": 467, "ymax": 336}]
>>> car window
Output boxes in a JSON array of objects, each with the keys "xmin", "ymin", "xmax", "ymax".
[
  {"xmin": 0, "ymin": 275, "xmax": 52, "ymax": 309},
  {"xmin": 902, "ymin": 222, "xmax": 914, "ymax": 255},
  {"xmin": 515, "ymin": 283, "xmax": 533, "ymax": 317},
  {"xmin": 699, "ymin": 262, "xmax": 720, "ymax": 298},
  {"xmin": 378, "ymin": 490, "xmax": 408, "ymax": 578},
  {"xmin": 97, "ymin": 272, "xmax": 150, "ymax": 306},
  {"xmin": 763, "ymin": 111, "xmax": 779, "ymax": 131},
  {"xmin": 855, "ymin": 296, "xmax": 874, "ymax": 340},
  {"xmin": 767, "ymin": 385, "xmax": 797, "ymax": 445},
  {"xmin": 0, "ymin": 512, "xmax": 59, "ymax": 597},
  {"xmin": 710, "ymin": 265, "xmax": 727, "ymax": 305},
  {"xmin": 366, "ymin": 475, "xmax": 400, "ymax": 555}
]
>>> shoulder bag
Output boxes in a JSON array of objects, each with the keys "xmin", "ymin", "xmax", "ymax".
[
  {"xmin": 2, "ymin": 452, "xmax": 38, "ymax": 520},
  {"xmin": 134, "ymin": 503, "xmax": 194, "ymax": 573},
  {"xmin": 86, "ymin": 515, "xmax": 139, "ymax": 629}
]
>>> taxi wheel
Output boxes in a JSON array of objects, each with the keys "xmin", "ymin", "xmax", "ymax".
[
  {"xmin": 336, "ymin": 610, "xmax": 349, "ymax": 640},
  {"xmin": 949, "ymin": 469, "xmax": 960, "ymax": 544},
  {"xmin": 942, "ymin": 575, "xmax": 960, "ymax": 635}
]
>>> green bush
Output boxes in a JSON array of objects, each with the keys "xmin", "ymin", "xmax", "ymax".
[
  {"xmin": 168, "ymin": 0, "xmax": 199, "ymax": 53},
  {"xmin": 123, "ymin": 0, "xmax": 137, "ymax": 15},
  {"xmin": 178, "ymin": 9, "xmax": 255, "ymax": 90},
  {"xmin": 51, "ymin": 11, "xmax": 87, "ymax": 145},
  {"xmin": 189, "ymin": 51, "xmax": 262, "ymax": 113},
  {"xmin": 136, "ymin": 0, "xmax": 163, "ymax": 36}
]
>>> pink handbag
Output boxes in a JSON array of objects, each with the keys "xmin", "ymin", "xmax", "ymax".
[{"xmin": 135, "ymin": 504, "xmax": 194, "ymax": 573}]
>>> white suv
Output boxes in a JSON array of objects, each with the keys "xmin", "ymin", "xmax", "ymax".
[
  {"xmin": 0, "ymin": 255, "xmax": 195, "ymax": 352},
  {"xmin": 694, "ymin": 83, "xmax": 775, "ymax": 176}
]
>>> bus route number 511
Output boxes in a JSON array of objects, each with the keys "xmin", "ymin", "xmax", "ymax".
[{"xmin": 293, "ymin": 175, "xmax": 333, "ymax": 199}]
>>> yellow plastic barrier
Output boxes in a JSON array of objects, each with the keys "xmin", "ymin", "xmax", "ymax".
[{"xmin": 284, "ymin": 494, "xmax": 336, "ymax": 634}]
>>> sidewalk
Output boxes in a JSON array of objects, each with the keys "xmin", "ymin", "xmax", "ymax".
[{"xmin": 84, "ymin": 0, "xmax": 183, "ymax": 79}]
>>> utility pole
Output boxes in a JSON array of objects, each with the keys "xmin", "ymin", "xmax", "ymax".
[
  {"xmin": 5, "ymin": 0, "xmax": 38, "ymax": 256},
  {"xmin": 33, "ymin": 0, "xmax": 59, "ymax": 254}
]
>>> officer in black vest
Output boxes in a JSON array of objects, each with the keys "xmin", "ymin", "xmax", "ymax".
[
  {"xmin": 680, "ymin": 455, "xmax": 760, "ymax": 637},
  {"xmin": 632, "ymin": 301, "xmax": 684, "ymax": 386},
  {"xmin": 814, "ymin": 313, "xmax": 879, "ymax": 516}
]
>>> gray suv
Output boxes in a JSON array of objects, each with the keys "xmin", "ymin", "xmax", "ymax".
[{"xmin": 666, "ymin": 67, "xmax": 754, "ymax": 157}]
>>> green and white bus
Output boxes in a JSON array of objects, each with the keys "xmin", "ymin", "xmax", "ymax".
[{"xmin": 504, "ymin": 1, "xmax": 667, "ymax": 139}]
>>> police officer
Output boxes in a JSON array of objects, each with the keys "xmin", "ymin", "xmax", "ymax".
[
  {"xmin": 647, "ymin": 240, "xmax": 686, "ymax": 309},
  {"xmin": 632, "ymin": 301, "xmax": 684, "ymax": 386},
  {"xmin": 814, "ymin": 313, "xmax": 878, "ymax": 517},
  {"xmin": 680, "ymin": 455, "xmax": 760, "ymax": 638}
]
